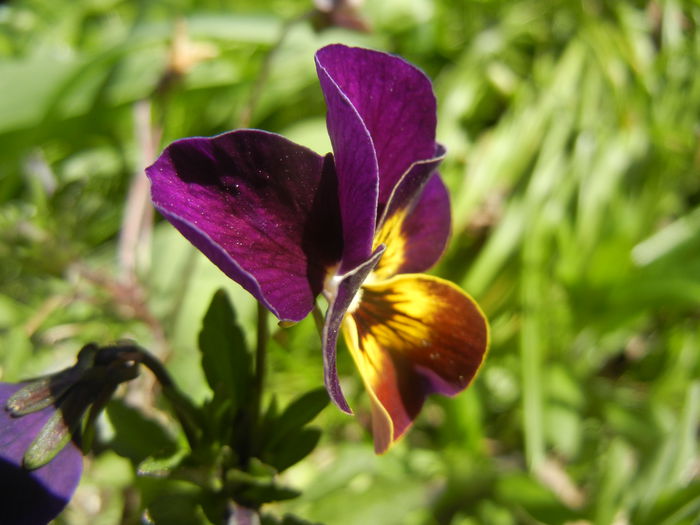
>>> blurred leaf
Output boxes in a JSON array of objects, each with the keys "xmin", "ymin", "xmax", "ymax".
[
  {"xmin": 105, "ymin": 399, "xmax": 178, "ymax": 465},
  {"xmin": 496, "ymin": 473, "xmax": 581, "ymax": 524},
  {"xmin": 138, "ymin": 477, "xmax": 211, "ymax": 525},
  {"xmin": 226, "ymin": 466, "xmax": 301, "ymax": 506},
  {"xmin": 634, "ymin": 481, "xmax": 700, "ymax": 525},
  {"xmin": 187, "ymin": 14, "xmax": 282, "ymax": 44},
  {"xmin": 261, "ymin": 387, "xmax": 328, "ymax": 451},
  {"xmin": 0, "ymin": 328, "xmax": 32, "ymax": 381},
  {"xmin": 0, "ymin": 57, "xmax": 78, "ymax": 133},
  {"xmin": 261, "ymin": 513, "xmax": 321, "ymax": 525},
  {"xmin": 264, "ymin": 427, "xmax": 322, "ymax": 473}
]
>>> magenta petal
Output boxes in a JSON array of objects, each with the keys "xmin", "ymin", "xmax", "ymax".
[
  {"xmin": 316, "ymin": 51, "xmax": 378, "ymax": 273},
  {"xmin": 322, "ymin": 247, "xmax": 385, "ymax": 412},
  {"xmin": 315, "ymin": 44, "xmax": 438, "ymax": 209},
  {"xmin": 0, "ymin": 383, "xmax": 83, "ymax": 525},
  {"xmin": 398, "ymin": 173, "xmax": 452, "ymax": 274},
  {"xmin": 147, "ymin": 130, "xmax": 343, "ymax": 323}
]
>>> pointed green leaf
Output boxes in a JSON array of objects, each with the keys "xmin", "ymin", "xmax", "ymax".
[
  {"xmin": 262, "ymin": 388, "xmax": 328, "ymax": 451},
  {"xmin": 199, "ymin": 289, "xmax": 252, "ymax": 418},
  {"xmin": 264, "ymin": 428, "xmax": 322, "ymax": 473}
]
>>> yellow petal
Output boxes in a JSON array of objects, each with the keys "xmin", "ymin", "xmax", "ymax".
[
  {"xmin": 342, "ymin": 274, "xmax": 489, "ymax": 453},
  {"xmin": 371, "ymin": 207, "xmax": 408, "ymax": 280}
]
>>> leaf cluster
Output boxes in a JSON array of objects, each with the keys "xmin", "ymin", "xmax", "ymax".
[{"xmin": 104, "ymin": 290, "xmax": 327, "ymax": 523}]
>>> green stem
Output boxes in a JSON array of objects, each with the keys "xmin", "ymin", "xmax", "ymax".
[
  {"xmin": 136, "ymin": 345, "xmax": 202, "ymax": 449},
  {"xmin": 253, "ymin": 302, "xmax": 269, "ymax": 424}
]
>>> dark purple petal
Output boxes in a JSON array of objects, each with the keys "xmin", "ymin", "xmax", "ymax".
[
  {"xmin": 0, "ymin": 383, "xmax": 82, "ymax": 525},
  {"xmin": 321, "ymin": 247, "xmax": 385, "ymax": 412},
  {"xmin": 372, "ymin": 146, "xmax": 450, "ymax": 279},
  {"xmin": 315, "ymin": 44, "xmax": 438, "ymax": 210},
  {"xmin": 147, "ymin": 130, "xmax": 343, "ymax": 322},
  {"xmin": 315, "ymin": 53, "xmax": 378, "ymax": 273},
  {"xmin": 377, "ymin": 144, "xmax": 445, "ymax": 225},
  {"xmin": 398, "ymin": 173, "xmax": 451, "ymax": 274}
]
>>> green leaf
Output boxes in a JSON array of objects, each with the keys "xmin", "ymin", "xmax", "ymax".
[
  {"xmin": 261, "ymin": 512, "xmax": 321, "ymax": 525},
  {"xmin": 138, "ymin": 477, "xmax": 211, "ymax": 525},
  {"xmin": 0, "ymin": 57, "xmax": 78, "ymax": 134},
  {"xmin": 199, "ymin": 289, "xmax": 252, "ymax": 419},
  {"xmin": 262, "ymin": 388, "xmax": 328, "ymax": 451},
  {"xmin": 106, "ymin": 399, "xmax": 178, "ymax": 465},
  {"xmin": 226, "ymin": 467, "xmax": 301, "ymax": 506},
  {"xmin": 264, "ymin": 428, "xmax": 322, "ymax": 473},
  {"xmin": 187, "ymin": 14, "xmax": 282, "ymax": 44},
  {"xmin": 496, "ymin": 473, "xmax": 581, "ymax": 525},
  {"xmin": 0, "ymin": 328, "xmax": 32, "ymax": 381},
  {"xmin": 634, "ymin": 481, "xmax": 700, "ymax": 525}
]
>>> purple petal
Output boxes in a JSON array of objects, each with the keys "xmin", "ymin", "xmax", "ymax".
[
  {"xmin": 0, "ymin": 383, "xmax": 83, "ymax": 525},
  {"xmin": 322, "ymin": 247, "xmax": 385, "ymax": 412},
  {"xmin": 398, "ymin": 173, "xmax": 451, "ymax": 274},
  {"xmin": 372, "ymin": 147, "xmax": 451, "ymax": 279},
  {"xmin": 316, "ymin": 51, "xmax": 378, "ymax": 273},
  {"xmin": 147, "ymin": 130, "xmax": 343, "ymax": 322},
  {"xmin": 377, "ymin": 144, "xmax": 445, "ymax": 224},
  {"xmin": 315, "ymin": 44, "xmax": 438, "ymax": 210}
]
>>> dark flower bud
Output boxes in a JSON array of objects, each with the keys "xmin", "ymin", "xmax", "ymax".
[{"xmin": 0, "ymin": 342, "xmax": 143, "ymax": 524}]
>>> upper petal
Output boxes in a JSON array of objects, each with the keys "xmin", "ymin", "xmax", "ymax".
[
  {"xmin": 316, "ymin": 49, "xmax": 378, "ymax": 273},
  {"xmin": 343, "ymin": 275, "xmax": 488, "ymax": 453},
  {"xmin": 0, "ymin": 383, "xmax": 83, "ymax": 525},
  {"xmin": 373, "ymin": 147, "xmax": 450, "ymax": 280},
  {"xmin": 147, "ymin": 130, "xmax": 343, "ymax": 322},
  {"xmin": 315, "ymin": 44, "xmax": 438, "ymax": 210}
]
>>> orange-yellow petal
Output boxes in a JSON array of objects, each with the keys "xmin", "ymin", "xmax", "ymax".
[{"xmin": 342, "ymin": 274, "xmax": 488, "ymax": 453}]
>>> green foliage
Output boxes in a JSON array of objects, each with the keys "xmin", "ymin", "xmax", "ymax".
[
  {"xmin": 123, "ymin": 290, "xmax": 327, "ymax": 522},
  {"xmin": 199, "ymin": 288, "xmax": 253, "ymax": 450},
  {"xmin": 2, "ymin": 0, "xmax": 699, "ymax": 524},
  {"xmin": 105, "ymin": 399, "xmax": 178, "ymax": 464}
]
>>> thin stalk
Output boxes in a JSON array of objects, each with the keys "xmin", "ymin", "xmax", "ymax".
[
  {"xmin": 252, "ymin": 302, "xmax": 270, "ymax": 425},
  {"xmin": 136, "ymin": 346, "xmax": 202, "ymax": 448}
]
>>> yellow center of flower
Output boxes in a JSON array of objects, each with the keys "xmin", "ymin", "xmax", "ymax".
[
  {"xmin": 371, "ymin": 209, "xmax": 408, "ymax": 280},
  {"xmin": 322, "ymin": 264, "xmax": 381, "ymax": 315},
  {"xmin": 323, "ymin": 208, "xmax": 409, "ymax": 315}
]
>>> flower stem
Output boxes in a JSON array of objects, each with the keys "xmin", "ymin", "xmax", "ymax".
[
  {"xmin": 253, "ymin": 302, "xmax": 269, "ymax": 426},
  {"xmin": 135, "ymin": 345, "xmax": 202, "ymax": 448}
]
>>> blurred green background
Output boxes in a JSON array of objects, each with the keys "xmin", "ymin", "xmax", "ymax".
[{"xmin": 1, "ymin": 0, "xmax": 699, "ymax": 523}]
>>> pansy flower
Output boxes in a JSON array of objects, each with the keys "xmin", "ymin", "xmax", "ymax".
[{"xmin": 147, "ymin": 44, "xmax": 488, "ymax": 452}]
